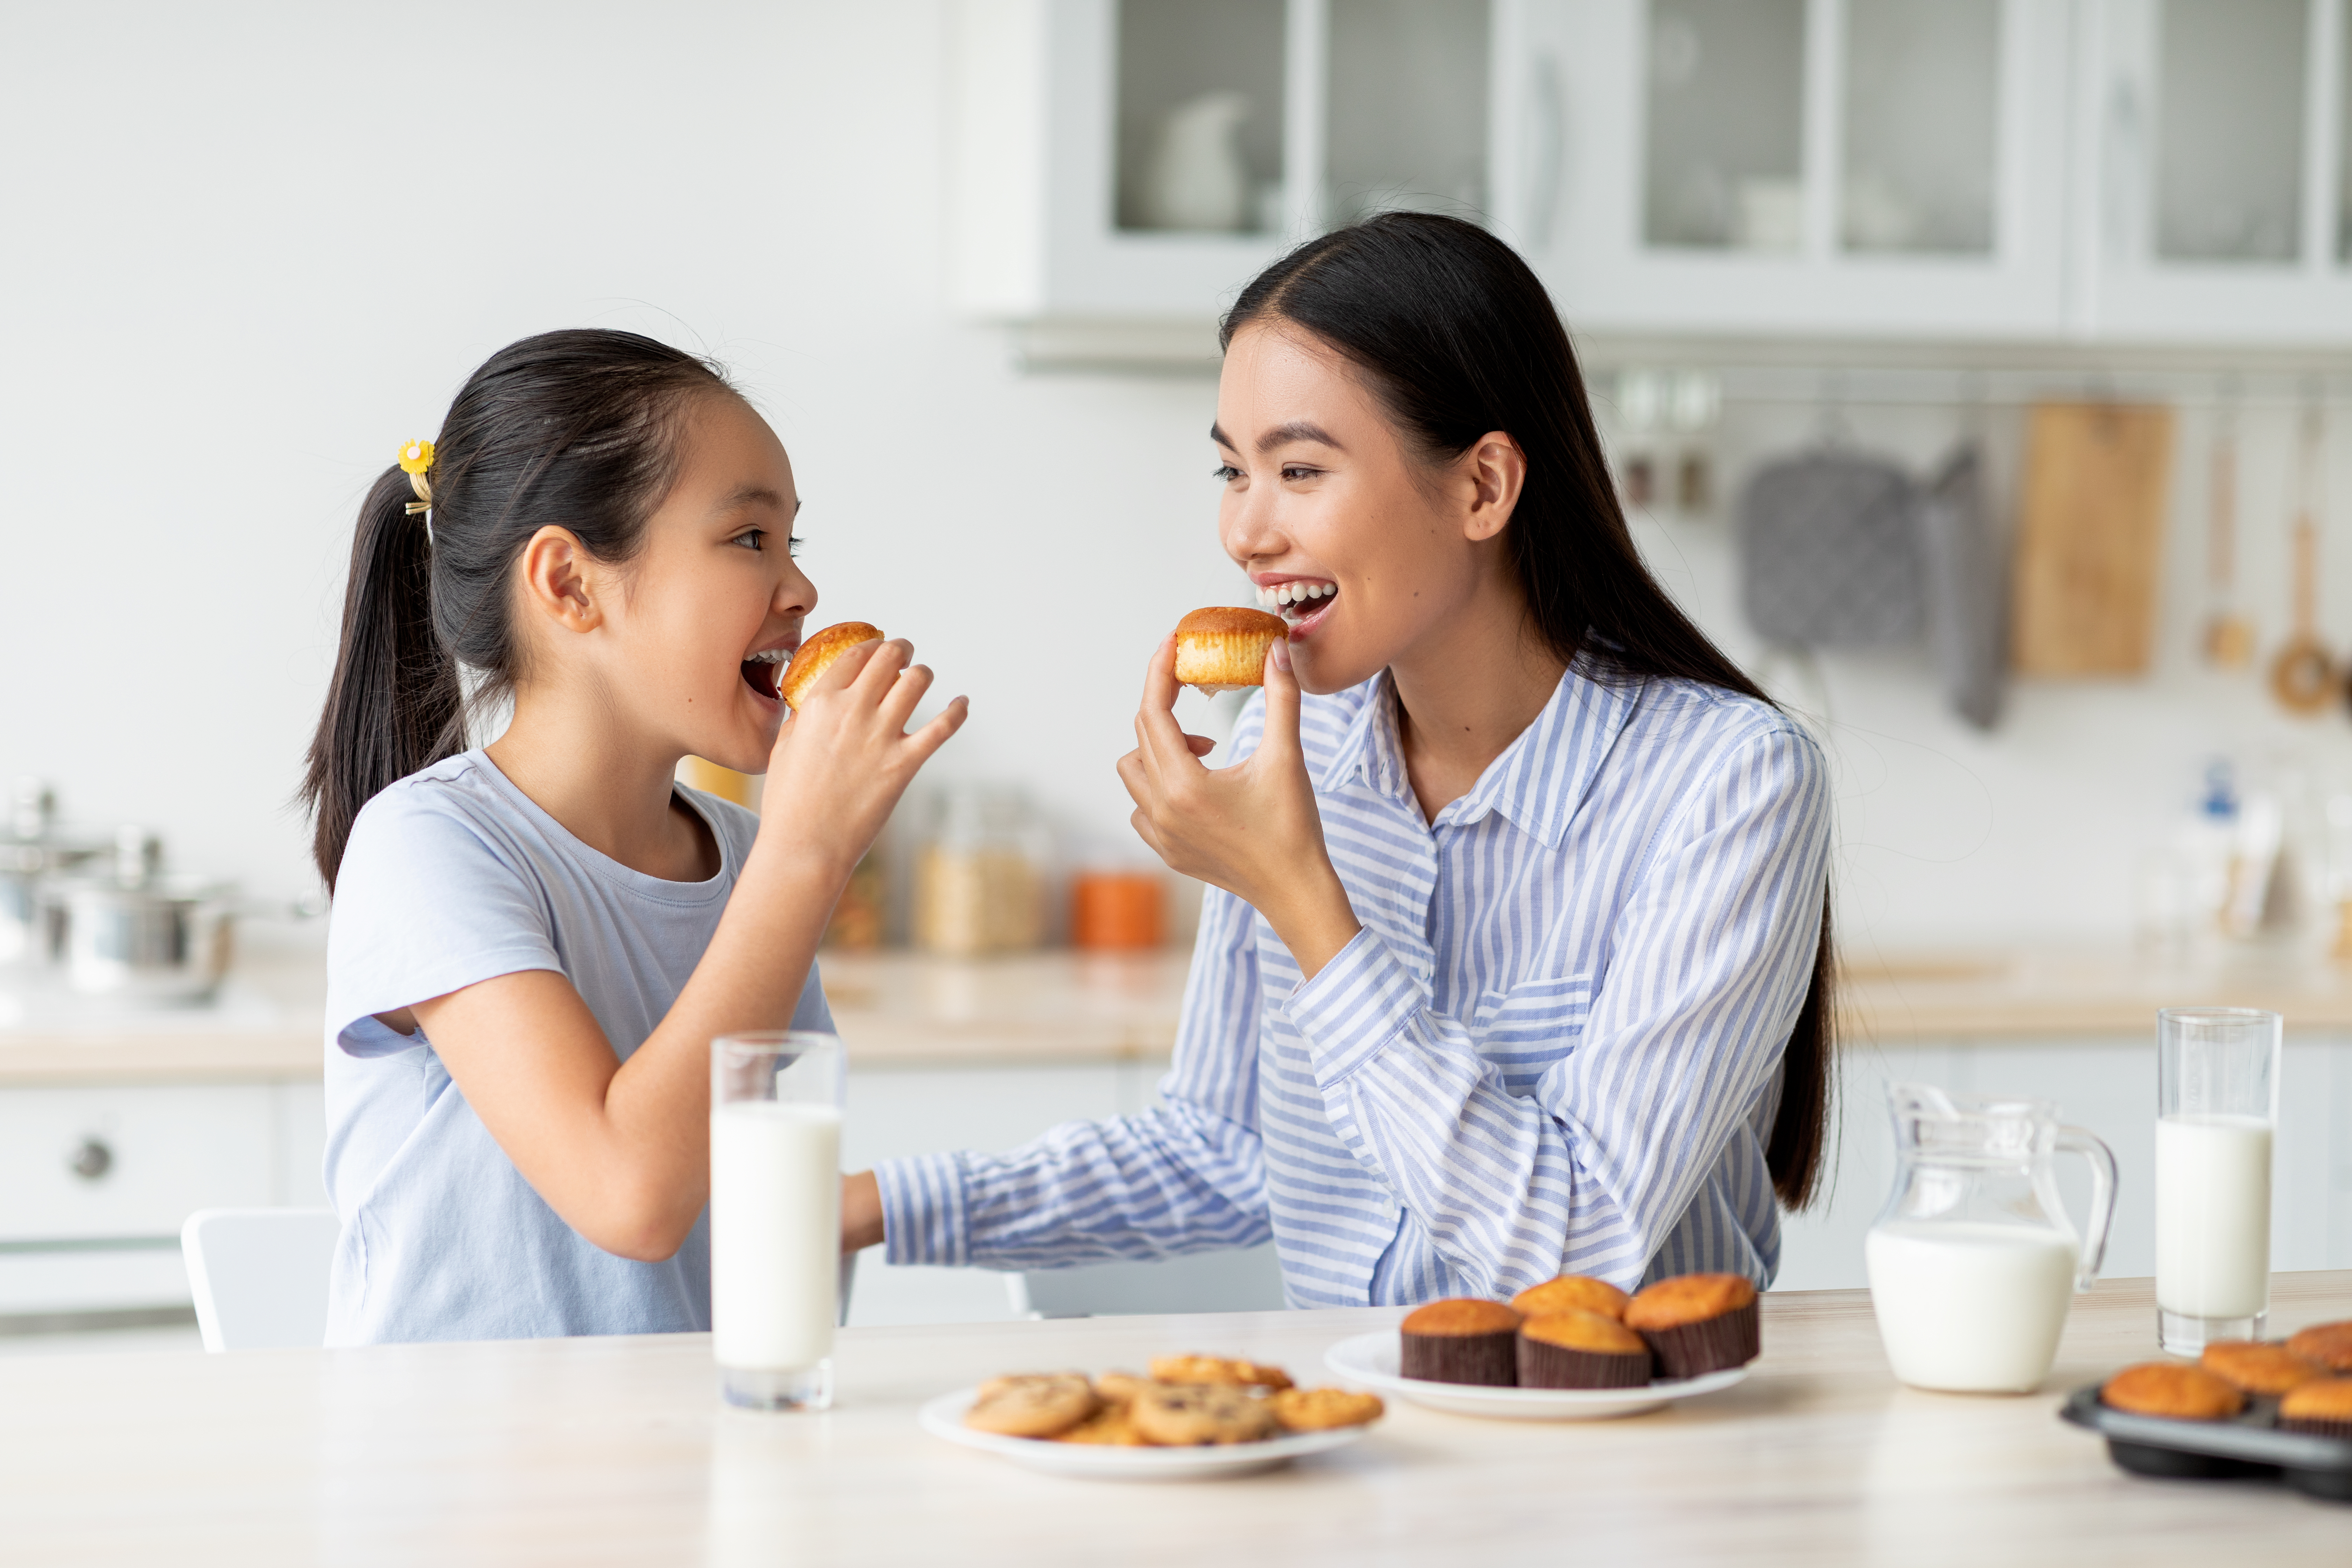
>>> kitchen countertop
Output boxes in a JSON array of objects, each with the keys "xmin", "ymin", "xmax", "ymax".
[
  {"xmin": 10, "ymin": 941, "xmax": 2352, "ymax": 1086},
  {"xmin": 3, "ymin": 1271, "xmax": 2346, "ymax": 1564}
]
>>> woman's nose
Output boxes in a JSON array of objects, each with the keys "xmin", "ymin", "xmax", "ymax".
[{"xmin": 1220, "ymin": 480, "xmax": 1286, "ymax": 565}]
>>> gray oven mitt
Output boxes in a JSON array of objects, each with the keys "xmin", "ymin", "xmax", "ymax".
[
  {"xmin": 1916, "ymin": 443, "xmax": 2007, "ymax": 729},
  {"xmin": 1737, "ymin": 448, "xmax": 1923, "ymax": 646}
]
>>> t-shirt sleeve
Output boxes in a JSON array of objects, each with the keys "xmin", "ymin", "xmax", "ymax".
[{"xmin": 323, "ymin": 788, "xmax": 564, "ymax": 1059}]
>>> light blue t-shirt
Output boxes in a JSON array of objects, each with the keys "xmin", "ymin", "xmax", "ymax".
[{"xmin": 321, "ymin": 749, "xmax": 831, "ymax": 1346}]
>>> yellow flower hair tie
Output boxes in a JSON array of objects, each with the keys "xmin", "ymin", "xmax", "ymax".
[{"xmin": 397, "ymin": 438, "xmax": 435, "ymax": 515}]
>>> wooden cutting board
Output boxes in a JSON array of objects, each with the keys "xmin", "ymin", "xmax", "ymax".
[{"xmin": 2010, "ymin": 402, "xmax": 2175, "ymax": 676}]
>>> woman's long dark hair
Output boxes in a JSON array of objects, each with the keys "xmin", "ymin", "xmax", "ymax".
[
  {"xmin": 1223, "ymin": 213, "xmax": 1834, "ymax": 1210},
  {"xmin": 300, "ymin": 329, "xmax": 735, "ymax": 892}
]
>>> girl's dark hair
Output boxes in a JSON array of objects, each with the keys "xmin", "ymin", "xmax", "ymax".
[
  {"xmin": 1223, "ymin": 213, "xmax": 1835, "ymax": 1210},
  {"xmin": 301, "ymin": 328, "xmax": 735, "ymax": 892}
]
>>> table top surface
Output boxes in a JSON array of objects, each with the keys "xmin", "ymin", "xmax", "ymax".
[{"xmin": 4, "ymin": 1271, "xmax": 2348, "ymax": 1566}]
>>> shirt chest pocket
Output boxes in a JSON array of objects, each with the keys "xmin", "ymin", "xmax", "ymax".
[{"xmin": 1468, "ymin": 973, "xmax": 1596, "ymax": 1096}]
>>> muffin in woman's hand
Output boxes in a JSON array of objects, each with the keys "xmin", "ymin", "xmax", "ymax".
[
  {"xmin": 1399, "ymin": 1299, "xmax": 1523, "ymax": 1386},
  {"xmin": 2278, "ymin": 1378, "xmax": 2352, "ymax": 1440},
  {"xmin": 1510, "ymin": 1274, "xmax": 1630, "ymax": 1322},
  {"xmin": 2287, "ymin": 1320, "xmax": 2352, "ymax": 1373},
  {"xmin": 1624, "ymin": 1274, "xmax": 1760, "ymax": 1379},
  {"xmin": 1517, "ymin": 1310, "xmax": 1653, "ymax": 1390},
  {"xmin": 2199, "ymin": 1339, "xmax": 2326, "ymax": 1396},
  {"xmin": 2099, "ymin": 1362, "xmax": 2245, "ymax": 1421}
]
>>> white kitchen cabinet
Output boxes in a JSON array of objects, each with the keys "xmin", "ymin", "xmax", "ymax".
[
  {"xmin": 1530, "ymin": 0, "xmax": 2074, "ymax": 339},
  {"xmin": 2073, "ymin": 0, "xmax": 2352, "ymax": 344},
  {"xmin": 949, "ymin": 0, "xmax": 1521, "ymax": 323}
]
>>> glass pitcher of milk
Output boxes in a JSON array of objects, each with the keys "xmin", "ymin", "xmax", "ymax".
[{"xmin": 1864, "ymin": 1085, "xmax": 2118, "ymax": 1394}]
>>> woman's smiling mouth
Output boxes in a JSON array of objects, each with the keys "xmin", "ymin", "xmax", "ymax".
[{"xmin": 1255, "ymin": 578, "xmax": 1337, "ymax": 634}]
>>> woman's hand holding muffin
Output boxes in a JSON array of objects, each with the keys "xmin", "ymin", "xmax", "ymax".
[{"xmin": 1117, "ymin": 630, "xmax": 1362, "ymax": 980}]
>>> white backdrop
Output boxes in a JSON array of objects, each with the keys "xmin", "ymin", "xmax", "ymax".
[{"xmin": 5, "ymin": 0, "xmax": 2349, "ymax": 957}]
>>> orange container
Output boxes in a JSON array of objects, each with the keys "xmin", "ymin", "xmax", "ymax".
[{"xmin": 1070, "ymin": 871, "xmax": 1165, "ymax": 951}]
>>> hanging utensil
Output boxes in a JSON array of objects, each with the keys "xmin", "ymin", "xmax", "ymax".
[
  {"xmin": 2011, "ymin": 403, "xmax": 2173, "ymax": 676},
  {"xmin": 2200, "ymin": 399, "xmax": 2254, "ymax": 670},
  {"xmin": 2269, "ymin": 405, "xmax": 2332, "ymax": 716}
]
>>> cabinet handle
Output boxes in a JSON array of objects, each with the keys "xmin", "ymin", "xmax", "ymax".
[
  {"xmin": 1525, "ymin": 54, "xmax": 1566, "ymax": 247},
  {"xmin": 69, "ymin": 1137, "xmax": 113, "ymax": 1182}
]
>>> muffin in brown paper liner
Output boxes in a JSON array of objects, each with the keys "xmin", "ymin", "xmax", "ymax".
[
  {"xmin": 1400, "ymin": 1299, "xmax": 1522, "ymax": 1386},
  {"xmin": 1623, "ymin": 1274, "xmax": 1761, "ymax": 1379},
  {"xmin": 1516, "ymin": 1310, "xmax": 1653, "ymax": 1389},
  {"xmin": 2279, "ymin": 1377, "xmax": 2352, "ymax": 1441},
  {"xmin": 1509, "ymin": 1274, "xmax": 1630, "ymax": 1322}
]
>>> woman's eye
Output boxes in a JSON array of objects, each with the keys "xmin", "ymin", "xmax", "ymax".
[
  {"xmin": 1212, "ymin": 464, "xmax": 1241, "ymax": 482},
  {"xmin": 1281, "ymin": 465, "xmax": 1321, "ymax": 482}
]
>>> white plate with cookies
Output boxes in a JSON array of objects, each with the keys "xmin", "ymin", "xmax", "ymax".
[
  {"xmin": 919, "ymin": 1362, "xmax": 1381, "ymax": 1480},
  {"xmin": 1322, "ymin": 1331, "xmax": 1749, "ymax": 1420}
]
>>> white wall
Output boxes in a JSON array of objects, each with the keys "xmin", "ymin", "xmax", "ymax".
[{"xmin": 5, "ymin": 0, "xmax": 2347, "ymax": 958}]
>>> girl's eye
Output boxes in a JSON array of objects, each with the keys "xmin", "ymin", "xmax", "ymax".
[
  {"xmin": 732, "ymin": 528, "xmax": 766, "ymax": 552},
  {"xmin": 1212, "ymin": 464, "xmax": 1241, "ymax": 482},
  {"xmin": 787, "ymin": 535, "xmax": 805, "ymax": 558}
]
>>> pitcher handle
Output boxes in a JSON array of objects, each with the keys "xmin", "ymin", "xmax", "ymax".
[{"xmin": 2056, "ymin": 1125, "xmax": 2119, "ymax": 1292}]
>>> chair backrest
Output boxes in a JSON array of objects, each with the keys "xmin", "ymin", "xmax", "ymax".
[
  {"xmin": 180, "ymin": 1208, "xmax": 341, "ymax": 1352},
  {"xmin": 1009, "ymin": 1242, "xmax": 1285, "ymax": 1319}
]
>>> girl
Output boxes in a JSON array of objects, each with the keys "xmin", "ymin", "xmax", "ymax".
[
  {"xmin": 843, "ymin": 215, "xmax": 1832, "ymax": 1303},
  {"xmin": 305, "ymin": 329, "xmax": 962, "ymax": 1343}
]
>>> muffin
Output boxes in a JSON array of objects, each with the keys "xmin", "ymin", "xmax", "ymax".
[
  {"xmin": 2278, "ymin": 1377, "xmax": 2352, "ymax": 1441},
  {"xmin": 1510, "ymin": 1274, "xmax": 1631, "ymax": 1322},
  {"xmin": 1624, "ymin": 1273, "xmax": 1760, "ymax": 1379},
  {"xmin": 1399, "ymin": 1299, "xmax": 1523, "ymax": 1386},
  {"xmin": 2199, "ymin": 1339, "xmax": 2326, "ymax": 1396},
  {"xmin": 1517, "ymin": 1310, "xmax": 1653, "ymax": 1390},
  {"xmin": 2287, "ymin": 1320, "xmax": 2352, "ymax": 1373},
  {"xmin": 2100, "ymin": 1362, "xmax": 2246, "ymax": 1421}
]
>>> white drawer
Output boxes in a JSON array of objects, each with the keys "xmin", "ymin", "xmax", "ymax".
[{"xmin": 0, "ymin": 1084, "xmax": 276, "ymax": 1242}]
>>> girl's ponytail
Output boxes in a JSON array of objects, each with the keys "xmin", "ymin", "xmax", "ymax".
[
  {"xmin": 300, "ymin": 467, "xmax": 463, "ymax": 892},
  {"xmin": 299, "ymin": 329, "xmax": 736, "ymax": 893}
]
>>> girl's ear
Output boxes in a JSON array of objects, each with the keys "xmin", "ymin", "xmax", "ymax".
[
  {"xmin": 516, "ymin": 525, "xmax": 604, "ymax": 635},
  {"xmin": 1461, "ymin": 431, "xmax": 1527, "ymax": 544}
]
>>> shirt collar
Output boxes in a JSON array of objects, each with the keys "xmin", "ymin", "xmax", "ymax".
[{"xmin": 1321, "ymin": 659, "xmax": 1642, "ymax": 850}]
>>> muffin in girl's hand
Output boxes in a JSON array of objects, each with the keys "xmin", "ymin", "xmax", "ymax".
[
  {"xmin": 1509, "ymin": 1274, "xmax": 1630, "ymax": 1321},
  {"xmin": 2100, "ymin": 1362, "xmax": 2245, "ymax": 1421},
  {"xmin": 1624, "ymin": 1274, "xmax": 1760, "ymax": 1379},
  {"xmin": 1518, "ymin": 1310, "xmax": 1652, "ymax": 1389},
  {"xmin": 2278, "ymin": 1377, "xmax": 2352, "ymax": 1440},
  {"xmin": 2199, "ymin": 1339, "xmax": 2326, "ymax": 1396},
  {"xmin": 1399, "ymin": 1299, "xmax": 1522, "ymax": 1386}
]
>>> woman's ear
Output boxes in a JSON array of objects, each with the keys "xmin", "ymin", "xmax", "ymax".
[
  {"xmin": 1461, "ymin": 431, "xmax": 1527, "ymax": 543},
  {"xmin": 515, "ymin": 525, "xmax": 604, "ymax": 636}
]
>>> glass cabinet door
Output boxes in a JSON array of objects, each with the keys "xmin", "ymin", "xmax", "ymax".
[
  {"xmin": 1325, "ymin": 0, "xmax": 1492, "ymax": 229},
  {"xmin": 2151, "ymin": 0, "xmax": 2306, "ymax": 264},
  {"xmin": 1643, "ymin": 0, "xmax": 1807, "ymax": 251},
  {"xmin": 1113, "ymin": 0, "xmax": 1288, "ymax": 234},
  {"xmin": 1841, "ymin": 0, "xmax": 2000, "ymax": 255}
]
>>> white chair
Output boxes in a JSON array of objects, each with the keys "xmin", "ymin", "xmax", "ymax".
[
  {"xmin": 180, "ymin": 1208, "xmax": 340, "ymax": 1352},
  {"xmin": 1008, "ymin": 1243, "xmax": 1285, "ymax": 1318}
]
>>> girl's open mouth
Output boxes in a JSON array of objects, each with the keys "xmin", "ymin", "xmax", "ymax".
[
  {"xmin": 1257, "ymin": 579, "xmax": 1337, "ymax": 635},
  {"xmin": 742, "ymin": 647, "xmax": 790, "ymax": 703}
]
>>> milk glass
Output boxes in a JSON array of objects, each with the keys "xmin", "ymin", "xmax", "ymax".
[
  {"xmin": 711, "ymin": 1032, "xmax": 845, "ymax": 1411},
  {"xmin": 2156, "ymin": 1008, "xmax": 2282, "ymax": 1354}
]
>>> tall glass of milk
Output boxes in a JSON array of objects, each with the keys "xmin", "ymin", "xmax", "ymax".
[
  {"xmin": 1865, "ymin": 1085, "xmax": 2118, "ymax": 1394},
  {"xmin": 711, "ymin": 1032, "xmax": 845, "ymax": 1411},
  {"xmin": 2155, "ymin": 1007, "xmax": 2282, "ymax": 1355}
]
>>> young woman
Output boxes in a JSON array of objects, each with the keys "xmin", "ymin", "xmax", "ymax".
[
  {"xmin": 306, "ymin": 329, "xmax": 963, "ymax": 1343},
  {"xmin": 842, "ymin": 215, "xmax": 1832, "ymax": 1303}
]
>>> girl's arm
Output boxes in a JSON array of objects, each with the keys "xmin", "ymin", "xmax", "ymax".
[{"xmin": 413, "ymin": 639, "xmax": 963, "ymax": 1262}]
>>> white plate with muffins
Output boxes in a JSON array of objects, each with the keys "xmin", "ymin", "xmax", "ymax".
[
  {"xmin": 920, "ymin": 1358, "xmax": 1382, "ymax": 1480},
  {"xmin": 1324, "ymin": 1271, "xmax": 1760, "ymax": 1421}
]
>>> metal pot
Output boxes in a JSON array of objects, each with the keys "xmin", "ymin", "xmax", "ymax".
[
  {"xmin": 46, "ymin": 827, "xmax": 239, "ymax": 1004},
  {"xmin": 0, "ymin": 780, "xmax": 106, "ymax": 968}
]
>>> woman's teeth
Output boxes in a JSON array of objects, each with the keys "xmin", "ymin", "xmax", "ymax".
[{"xmin": 1256, "ymin": 581, "xmax": 1335, "ymax": 612}]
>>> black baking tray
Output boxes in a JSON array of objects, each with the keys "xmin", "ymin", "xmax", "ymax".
[{"xmin": 2060, "ymin": 1385, "xmax": 2352, "ymax": 1503}]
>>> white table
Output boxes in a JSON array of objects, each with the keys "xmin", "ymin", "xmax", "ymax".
[{"xmin": 4, "ymin": 1272, "xmax": 2350, "ymax": 1563}]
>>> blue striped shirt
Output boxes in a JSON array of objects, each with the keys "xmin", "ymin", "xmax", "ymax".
[{"xmin": 875, "ymin": 659, "xmax": 1831, "ymax": 1304}]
